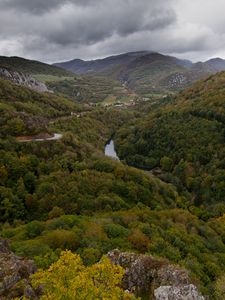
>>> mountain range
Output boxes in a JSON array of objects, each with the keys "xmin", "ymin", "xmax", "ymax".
[
  {"xmin": 1, "ymin": 52, "xmax": 225, "ymax": 98},
  {"xmin": 54, "ymin": 51, "xmax": 225, "ymax": 94}
]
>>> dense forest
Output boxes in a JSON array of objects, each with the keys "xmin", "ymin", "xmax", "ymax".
[
  {"xmin": 115, "ymin": 72, "xmax": 225, "ymax": 219},
  {"xmin": 0, "ymin": 71, "xmax": 225, "ymax": 299}
]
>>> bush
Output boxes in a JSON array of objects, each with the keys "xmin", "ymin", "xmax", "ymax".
[
  {"xmin": 128, "ymin": 229, "xmax": 150, "ymax": 252},
  {"xmin": 44, "ymin": 229, "xmax": 79, "ymax": 250},
  {"xmin": 48, "ymin": 207, "xmax": 65, "ymax": 219},
  {"xmin": 104, "ymin": 223, "xmax": 129, "ymax": 238},
  {"xmin": 81, "ymin": 248, "xmax": 101, "ymax": 265},
  {"xmin": 26, "ymin": 221, "xmax": 45, "ymax": 238}
]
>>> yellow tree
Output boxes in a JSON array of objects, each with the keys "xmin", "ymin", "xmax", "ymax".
[{"xmin": 32, "ymin": 250, "xmax": 138, "ymax": 300}]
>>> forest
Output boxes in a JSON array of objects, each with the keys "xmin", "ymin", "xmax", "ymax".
[{"xmin": 0, "ymin": 72, "xmax": 225, "ymax": 299}]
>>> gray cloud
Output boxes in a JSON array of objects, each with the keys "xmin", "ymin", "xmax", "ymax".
[
  {"xmin": 1, "ymin": 0, "xmax": 70, "ymax": 14},
  {"xmin": 0, "ymin": 0, "xmax": 225, "ymax": 62}
]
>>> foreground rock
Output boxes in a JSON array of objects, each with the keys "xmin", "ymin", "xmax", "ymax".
[
  {"xmin": 0, "ymin": 239, "xmax": 38, "ymax": 299},
  {"xmin": 154, "ymin": 284, "xmax": 204, "ymax": 300},
  {"xmin": 107, "ymin": 249, "xmax": 204, "ymax": 299},
  {"xmin": 0, "ymin": 241, "xmax": 204, "ymax": 299}
]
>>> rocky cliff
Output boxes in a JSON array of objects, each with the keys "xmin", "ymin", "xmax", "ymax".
[
  {"xmin": 0, "ymin": 241, "xmax": 205, "ymax": 300},
  {"xmin": 0, "ymin": 239, "xmax": 38, "ymax": 299},
  {"xmin": 107, "ymin": 249, "xmax": 205, "ymax": 300},
  {"xmin": 0, "ymin": 67, "xmax": 50, "ymax": 93}
]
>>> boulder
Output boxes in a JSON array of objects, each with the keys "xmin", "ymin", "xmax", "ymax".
[
  {"xmin": 107, "ymin": 249, "xmax": 204, "ymax": 300},
  {"xmin": 154, "ymin": 284, "xmax": 205, "ymax": 300},
  {"xmin": 0, "ymin": 239, "xmax": 38, "ymax": 299}
]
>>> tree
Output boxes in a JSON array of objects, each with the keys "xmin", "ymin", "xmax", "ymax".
[
  {"xmin": 215, "ymin": 273, "xmax": 225, "ymax": 299},
  {"xmin": 160, "ymin": 156, "xmax": 173, "ymax": 172},
  {"xmin": 32, "ymin": 250, "xmax": 138, "ymax": 300}
]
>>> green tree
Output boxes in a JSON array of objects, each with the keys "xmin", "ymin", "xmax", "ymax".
[{"xmin": 160, "ymin": 156, "xmax": 173, "ymax": 172}]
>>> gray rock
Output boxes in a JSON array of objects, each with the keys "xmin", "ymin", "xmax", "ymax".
[
  {"xmin": 154, "ymin": 284, "xmax": 205, "ymax": 300},
  {"xmin": 0, "ymin": 239, "xmax": 38, "ymax": 299},
  {"xmin": 0, "ymin": 67, "xmax": 50, "ymax": 93},
  {"xmin": 107, "ymin": 249, "xmax": 204, "ymax": 299}
]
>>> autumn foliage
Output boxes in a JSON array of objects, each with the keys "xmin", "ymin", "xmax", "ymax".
[{"xmin": 32, "ymin": 250, "xmax": 138, "ymax": 300}]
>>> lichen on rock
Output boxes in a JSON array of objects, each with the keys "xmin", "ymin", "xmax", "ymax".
[
  {"xmin": 0, "ymin": 67, "xmax": 50, "ymax": 93},
  {"xmin": 0, "ymin": 239, "xmax": 38, "ymax": 299},
  {"xmin": 107, "ymin": 249, "xmax": 204, "ymax": 300},
  {"xmin": 154, "ymin": 284, "xmax": 205, "ymax": 300}
]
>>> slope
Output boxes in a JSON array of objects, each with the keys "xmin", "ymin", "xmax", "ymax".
[
  {"xmin": 115, "ymin": 71, "xmax": 225, "ymax": 217},
  {"xmin": 0, "ymin": 56, "xmax": 73, "ymax": 77},
  {"xmin": 54, "ymin": 51, "xmax": 225, "ymax": 95},
  {"xmin": 0, "ymin": 75, "xmax": 225, "ymax": 299}
]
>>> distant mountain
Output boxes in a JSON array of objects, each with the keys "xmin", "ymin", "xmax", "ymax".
[
  {"xmin": 0, "ymin": 56, "xmax": 76, "ymax": 94},
  {"xmin": 54, "ymin": 51, "xmax": 151, "ymax": 74},
  {"xmin": 0, "ymin": 55, "xmax": 132, "ymax": 103},
  {"xmin": 54, "ymin": 52, "xmax": 225, "ymax": 95},
  {"xmin": 204, "ymin": 57, "xmax": 225, "ymax": 72},
  {"xmin": 0, "ymin": 56, "xmax": 73, "ymax": 77}
]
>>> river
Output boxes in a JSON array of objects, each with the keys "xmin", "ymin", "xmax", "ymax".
[{"xmin": 104, "ymin": 139, "xmax": 119, "ymax": 160}]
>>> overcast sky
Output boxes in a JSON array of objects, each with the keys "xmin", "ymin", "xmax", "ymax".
[{"xmin": 0, "ymin": 0, "xmax": 225, "ymax": 63}]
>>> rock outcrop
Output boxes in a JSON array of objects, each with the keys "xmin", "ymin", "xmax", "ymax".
[
  {"xmin": 0, "ymin": 67, "xmax": 50, "ymax": 93},
  {"xmin": 154, "ymin": 284, "xmax": 204, "ymax": 300},
  {"xmin": 107, "ymin": 249, "xmax": 204, "ymax": 300},
  {"xmin": 0, "ymin": 239, "xmax": 38, "ymax": 299},
  {"xmin": 0, "ymin": 242, "xmax": 205, "ymax": 299}
]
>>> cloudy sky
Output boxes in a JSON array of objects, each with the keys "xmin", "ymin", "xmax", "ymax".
[{"xmin": 0, "ymin": 0, "xmax": 225, "ymax": 63}]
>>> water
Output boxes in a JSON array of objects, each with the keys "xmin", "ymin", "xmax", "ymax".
[{"xmin": 104, "ymin": 139, "xmax": 119, "ymax": 160}]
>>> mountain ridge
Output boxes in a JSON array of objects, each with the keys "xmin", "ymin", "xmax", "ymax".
[
  {"xmin": 53, "ymin": 51, "xmax": 225, "ymax": 94},
  {"xmin": 53, "ymin": 51, "xmax": 225, "ymax": 74}
]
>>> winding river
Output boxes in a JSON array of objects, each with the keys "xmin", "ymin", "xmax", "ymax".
[{"xmin": 104, "ymin": 139, "xmax": 119, "ymax": 160}]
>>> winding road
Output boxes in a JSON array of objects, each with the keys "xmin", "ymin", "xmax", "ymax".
[{"xmin": 17, "ymin": 133, "xmax": 63, "ymax": 142}]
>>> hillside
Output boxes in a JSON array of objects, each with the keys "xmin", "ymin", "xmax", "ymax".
[
  {"xmin": 0, "ymin": 56, "xmax": 73, "ymax": 77},
  {"xmin": 0, "ymin": 78, "xmax": 80, "ymax": 136},
  {"xmin": 0, "ymin": 67, "xmax": 50, "ymax": 93},
  {"xmin": 0, "ymin": 76, "xmax": 225, "ymax": 299},
  {"xmin": 46, "ymin": 75, "xmax": 136, "ymax": 104},
  {"xmin": 54, "ymin": 51, "xmax": 151, "ymax": 74},
  {"xmin": 0, "ymin": 56, "xmax": 130, "ymax": 105},
  {"xmin": 115, "ymin": 71, "xmax": 225, "ymax": 218},
  {"xmin": 54, "ymin": 51, "xmax": 225, "ymax": 95}
]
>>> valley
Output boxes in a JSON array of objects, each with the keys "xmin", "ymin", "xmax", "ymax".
[{"xmin": 0, "ymin": 52, "xmax": 225, "ymax": 299}]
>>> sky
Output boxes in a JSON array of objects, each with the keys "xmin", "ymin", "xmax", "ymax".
[{"xmin": 0, "ymin": 0, "xmax": 225, "ymax": 63}]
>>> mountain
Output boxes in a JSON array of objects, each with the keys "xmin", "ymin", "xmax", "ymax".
[
  {"xmin": 204, "ymin": 57, "xmax": 225, "ymax": 72},
  {"xmin": 54, "ymin": 52, "xmax": 225, "ymax": 95},
  {"xmin": 0, "ymin": 55, "xmax": 136, "ymax": 105},
  {"xmin": 54, "ymin": 51, "xmax": 152, "ymax": 74},
  {"xmin": 0, "ymin": 56, "xmax": 73, "ymax": 77}
]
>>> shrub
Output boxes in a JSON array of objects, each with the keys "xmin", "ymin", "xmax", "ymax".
[
  {"xmin": 48, "ymin": 207, "xmax": 65, "ymax": 219},
  {"xmin": 104, "ymin": 223, "xmax": 129, "ymax": 238},
  {"xmin": 26, "ymin": 221, "xmax": 45, "ymax": 238},
  {"xmin": 44, "ymin": 229, "xmax": 79, "ymax": 250},
  {"xmin": 128, "ymin": 229, "xmax": 150, "ymax": 252}
]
